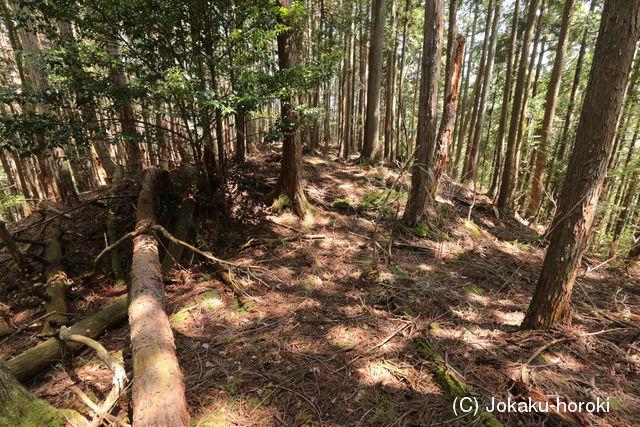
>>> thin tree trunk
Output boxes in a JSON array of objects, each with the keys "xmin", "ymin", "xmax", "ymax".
[
  {"xmin": 452, "ymin": 1, "xmax": 479, "ymax": 175},
  {"xmin": 395, "ymin": 0, "xmax": 411, "ymax": 161},
  {"xmin": 361, "ymin": 0, "xmax": 386, "ymax": 161},
  {"xmin": 383, "ymin": 0, "xmax": 398, "ymax": 161},
  {"xmin": 462, "ymin": 0, "xmax": 501, "ymax": 182},
  {"xmin": 526, "ymin": 0, "xmax": 574, "ymax": 217},
  {"xmin": 107, "ymin": 42, "xmax": 142, "ymax": 175},
  {"xmin": 460, "ymin": 0, "xmax": 493, "ymax": 180},
  {"xmin": 496, "ymin": 0, "xmax": 540, "ymax": 210}
]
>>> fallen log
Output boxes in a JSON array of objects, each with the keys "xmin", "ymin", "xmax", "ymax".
[
  {"xmin": 129, "ymin": 168, "xmax": 189, "ymax": 426},
  {"xmin": 41, "ymin": 220, "xmax": 69, "ymax": 334},
  {"xmin": 7, "ymin": 297, "xmax": 128, "ymax": 382}
]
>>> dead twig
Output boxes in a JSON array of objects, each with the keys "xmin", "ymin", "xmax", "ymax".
[{"xmin": 94, "ymin": 224, "xmax": 265, "ymax": 272}]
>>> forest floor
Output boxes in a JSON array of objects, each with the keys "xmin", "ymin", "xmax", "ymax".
[{"xmin": 1, "ymin": 153, "xmax": 640, "ymax": 426}]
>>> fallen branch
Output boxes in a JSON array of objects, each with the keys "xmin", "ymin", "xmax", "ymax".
[
  {"xmin": 59, "ymin": 326, "xmax": 127, "ymax": 427},
  {"xmin": 240, "ymin": 234, "xmax": 326, "ymax": 251},
  {"xmin": 520, "ymin": 337, "xmax": 568, "ymax": 383},
  {"xmin": 13, "ymin": 194, "xmax": 137, "ymax": 234}
]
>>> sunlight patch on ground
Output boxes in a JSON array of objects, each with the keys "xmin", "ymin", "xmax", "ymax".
[
  {"xmin": 355, "ymin": 360, "xmax": 405, "ymax": 387},
  {"xmin": 326, "ymin": 325, "xmax": 369, "ymax": 351},
  {"xmin": 491, "ymin": 309, "xmax": 524, "ymax": 326}
]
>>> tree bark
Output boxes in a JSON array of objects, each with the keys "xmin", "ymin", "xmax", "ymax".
[
  {"xmin": 521, "ymin": 0, "xmax": 640, "ymax": 330},
  {"xmin": 129, "ymin": 168, "xmax": 189, "ymax": 426},
  {"xmin": 360, "ymin": 0, "xmax": 386, "ymax": 161},
  {"xmin": 403, "ymin": 0, "xmax": 443, "ymax": 225}
]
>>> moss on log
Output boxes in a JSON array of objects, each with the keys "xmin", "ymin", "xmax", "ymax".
[
  {"xmin": 7, "ymin": 298, "xmax": 128, "ymax": 382},
  {"xmin": 0, "ymin": 362, "xmax": 82, "ymax": 426}
]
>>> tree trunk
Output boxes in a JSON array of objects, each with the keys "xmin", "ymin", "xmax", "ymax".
[
  {"xmin": 525, "ymin": 0, "xmax": 574, "ymax": 218},
  {"xmin": 544, "ymin": 0, "xmax": 595, "ymax": 203},
  {"xmin": 235, "ymin": 112, "xmax": 246, "ymax": 162},
  {"xmin": 610, "ymin": 169, "xmax": 638, "ymax": 259},
  {"xmin": 360, "ymin": 0, "xmax": 386, "ymax": 161},
  {"xmin": 383, "ymin": 0, "xmax": 398, "ymax": 161},
  {"xmin": 273, "ymin": 0, "xmax": 309, "ymax": 218},
  {"xmin": 496, "ymin": 0, "xmax": 539, "ymax": 210},
  {"xmin": 430, "ymin": 33, "xmax": 465, "ymax": 196},
  {"xmin": 512, "ymin": 1, "xmax": 545, "ymax": 207},
  {"xmin": 403, "ymin": 0, "xmax": 443, "ymax": 225},
  {"xmin": 129, "ymin": 168, "xmax": 189, "ymax": 426},
  {"xmin": 521, "ymin": 0, "xmax": 640, "ymax": 330},
  {"xmin": 107, "ymin": 42, "xmax": 142, "ymax": 175},
  {"xmin": 395, "ymin": 0, "xmax": 411, "ymax": 161}
]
